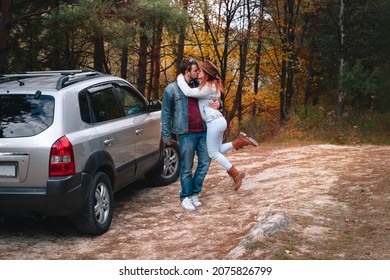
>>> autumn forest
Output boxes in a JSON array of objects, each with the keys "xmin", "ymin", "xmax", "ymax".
[{"xmin": 1, "ymin": 0, "xmax": 389, "ymax": 143}]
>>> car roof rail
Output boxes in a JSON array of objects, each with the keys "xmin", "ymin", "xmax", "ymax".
[
  {"xmin": 0, "ymin": 69, "xmax": 106, "ymax": 89},
  {"xmin": 1, "ymin": 70, "xmax": 86, "ymax": 78},
  {"xmin": 55, "ymin": 70, "xmax": 104, "ymax": 89},
  {"xmin": 0, "ymin": 72, "xmax": 57, "ymax": 85}
]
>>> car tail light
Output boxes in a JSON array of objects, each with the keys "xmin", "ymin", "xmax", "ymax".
[{"xmin": 49, "ymin": 136, "xmax": 76, "ymax": 176}]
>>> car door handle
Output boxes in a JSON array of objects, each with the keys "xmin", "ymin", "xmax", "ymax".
[
  {"xmin": 104, "ymin": 138, "xmax": 114, "ymax": 147},
  {"xmin": 135, "ymin": 129, "xmax": 143, "ymax": 135}
]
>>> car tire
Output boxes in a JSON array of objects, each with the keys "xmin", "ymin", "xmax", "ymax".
[
  {"xmin": 75, "ymin": 171, "xmax": 114, "ymax": 235},
  {"xmin": 146, "ymin": 140, "xmax": 180, "ymax": 186}
]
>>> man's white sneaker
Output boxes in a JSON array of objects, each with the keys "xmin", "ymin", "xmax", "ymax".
[
  {"xmin": 190, "ymin": 195, "xmax": 202, "ymax": 207},
  {"xmin": 181, "ymin": 197, "xmax": 196, "ymax": 211}
]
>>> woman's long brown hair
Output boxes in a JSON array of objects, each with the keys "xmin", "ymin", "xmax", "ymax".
[{"xmin": 199, "ymin": 71, "xmax": 224, "ymax": 94}]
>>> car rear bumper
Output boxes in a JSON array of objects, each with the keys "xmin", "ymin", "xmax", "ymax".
[{"xmin": 0, "ymin": 172, "xmax": 92, "ymax": 217}]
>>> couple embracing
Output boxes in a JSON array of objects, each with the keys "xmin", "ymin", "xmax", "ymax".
[{"xmin": 161, "ymin": 58, "xmax": 258, "ymax": 211}]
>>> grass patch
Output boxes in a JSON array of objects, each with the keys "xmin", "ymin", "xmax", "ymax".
[
  {"xmin": 232, "ymin": 107, "xmax": 390, "ymax": 145},
  {"xmin": 244, "ymin": 240, "xmax": 274, "ymax": 252},
  {"xmin": 274, "ymin": 250, "xmax": 295, "ymax": 260}
]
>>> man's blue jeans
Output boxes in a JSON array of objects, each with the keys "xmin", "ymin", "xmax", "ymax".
[{"xmin": 178, "ymin": 131, "xmax": 211, "ymax": 201}]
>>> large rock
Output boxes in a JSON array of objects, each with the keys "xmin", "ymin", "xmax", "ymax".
[{"xmin": 225, "ymin": 213, "xmax": 289, "ymax": 259}]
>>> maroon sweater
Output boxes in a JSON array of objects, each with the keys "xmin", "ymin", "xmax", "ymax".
[
  {"xmin": 188, "ymin": 97, "xmax": 204, "ymax": 132},
  {"xmin": 187, "ymin": 79, "xmax": 204, "ymax": 132}
]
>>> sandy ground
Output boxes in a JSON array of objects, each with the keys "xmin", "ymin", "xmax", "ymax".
[{"xmin": 1, "ymin": 143, "xmax": 390, "ymax": 260}]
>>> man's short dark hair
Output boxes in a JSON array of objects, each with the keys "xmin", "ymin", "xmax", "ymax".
[{"xmin": 179, "ymin": 58, "xmax": 198, "ymax": 75}]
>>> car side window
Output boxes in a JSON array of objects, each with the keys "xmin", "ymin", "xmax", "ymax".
[
  {"xmin": 113, "ymin": 84, "xmax": 147, "ymax": 116},
  {"xmin": 89, "ymin": 86, "xmax": 123, "ymax": 123},
  {"xmin": 79, "ymin": 91, "xmax": 91, "ymax": 123}
]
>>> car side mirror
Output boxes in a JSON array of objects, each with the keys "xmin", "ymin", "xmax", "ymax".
[{"xmin": 148, "ymin": 99, "xmax": 162, "ymax": 111}]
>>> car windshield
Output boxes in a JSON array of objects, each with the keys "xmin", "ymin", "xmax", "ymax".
[{"xmin": 0, "ymin": 94, "xmax": 55, "ymax": 138}]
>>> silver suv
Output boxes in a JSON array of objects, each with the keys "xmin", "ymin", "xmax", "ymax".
[{"xmin": 0, "ymin": 70, "xmax": 180, "ymax": 235}]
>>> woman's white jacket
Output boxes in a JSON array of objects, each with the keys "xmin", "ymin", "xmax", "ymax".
[{"xmin": 177, "ymin": 74, "xmax": 223, "ymax": 123}]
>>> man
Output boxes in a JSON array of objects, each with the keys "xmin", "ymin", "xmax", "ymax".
[{"xmin": 161, "ymin": 58, "xmax": 219, "ymax": 211}]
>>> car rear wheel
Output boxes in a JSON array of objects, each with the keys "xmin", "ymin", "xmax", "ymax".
[
  {"xmin": 75, "ymin": 171, "xmax": 113, "ymax": 235},
  {"xmin": 146, "ymin": 140, "xmax": 180, "ymax": 186}
]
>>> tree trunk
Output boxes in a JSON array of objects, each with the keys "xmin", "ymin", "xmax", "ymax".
[
  {"xmin": 304, "ymin": 12, "xmax": 317, "ymax": 108},
  {"xmin": 150, "ymin": 23, "xmax": 163, "ymax": 100},
  {"xmin": 280, "ymin": 59, "xmax": 287, "ymax": 124},
  {"xmin": 120, "ymin": 45, "xmax": 128, "ymax": 79},
  {"xmin": 252, "ymin": 0, "xmax": 265, "ymax": 117},
  {"xmin": 93, "ymin": 35, "xmax": 105, "ymax": 73},
  {"xmin": 286, "ymin": 58, "xmax": 294, "ymax": 114},
  {"xmin": 0, "ymin": 0, "xmax": 12, "ymax": 74},
  {"xmin": 219, "ymin": 1, "xmax": 240, "ymax": 127},
  {"xmin": 147, "ymin": 50, "xmax": 153, "ymax": 100},
  {"xmin": 137, "ymin": 22, "xmax": 149, "ymax": 96},
  {"xmin": 285, "ymin": 0, "xmax": 300, "ymax": 115},
  {"xmin": 176, "ymin": 0, "xmax": 189, "ymax": 74},
  {"xmin": 177, "ymin": 33, "xmax": 185, "ymax": 75},
  {"xmin": 337, "ymin": 0, "xmax": 347, "ymax": 117},
  {"xmin": 279, "ymin": 1, "xmax": 288, "ymax": 124},
  {"xmin": 236, "ymin": 0, "xmax": 253, "ymax": 124}
]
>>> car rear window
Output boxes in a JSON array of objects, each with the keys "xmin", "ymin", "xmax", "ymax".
[{"xmin": 0, "ymin": 94, "xmax": 55, "ymax": 138}]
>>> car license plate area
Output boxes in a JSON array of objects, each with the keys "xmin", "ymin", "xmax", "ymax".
[{"xmin": 0, "ymin": 163, "xmax": 17, "ymax": 178}]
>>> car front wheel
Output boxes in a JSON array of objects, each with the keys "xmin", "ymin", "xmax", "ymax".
[{"xmin": 146, "ymin": 140, "xmax": 180, "ymax": 186}]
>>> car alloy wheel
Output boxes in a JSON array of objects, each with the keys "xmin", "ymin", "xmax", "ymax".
[
  {"xmin": 95, "ymin": 181, "xmax": 111, "ymax": 224},
  {"xmin": 162, "ymin": 145, "xmax": 179, "ymax": 179}
]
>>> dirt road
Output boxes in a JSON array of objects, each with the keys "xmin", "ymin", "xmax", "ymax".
[{"xmin": 1, "ymin": 143, "xmax": 389, "ymax": 260}]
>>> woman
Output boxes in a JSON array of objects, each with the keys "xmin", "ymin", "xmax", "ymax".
[{"xmin": 176, "ymin": 60, "xmax": 258, "ymax": 191}]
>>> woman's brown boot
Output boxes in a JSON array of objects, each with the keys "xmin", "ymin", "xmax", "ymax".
[
  {"xmin": 232, "ymin": 132, "xmax": 258, "ymax": 150},
  {"xmin": 227, "ymin": 166, "xmax": 245, "ymax": 191}
]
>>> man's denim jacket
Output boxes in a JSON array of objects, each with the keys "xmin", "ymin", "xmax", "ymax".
[{"xmin": 161, "ymin": 81, "xmax": 206, "ymax": 143}]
